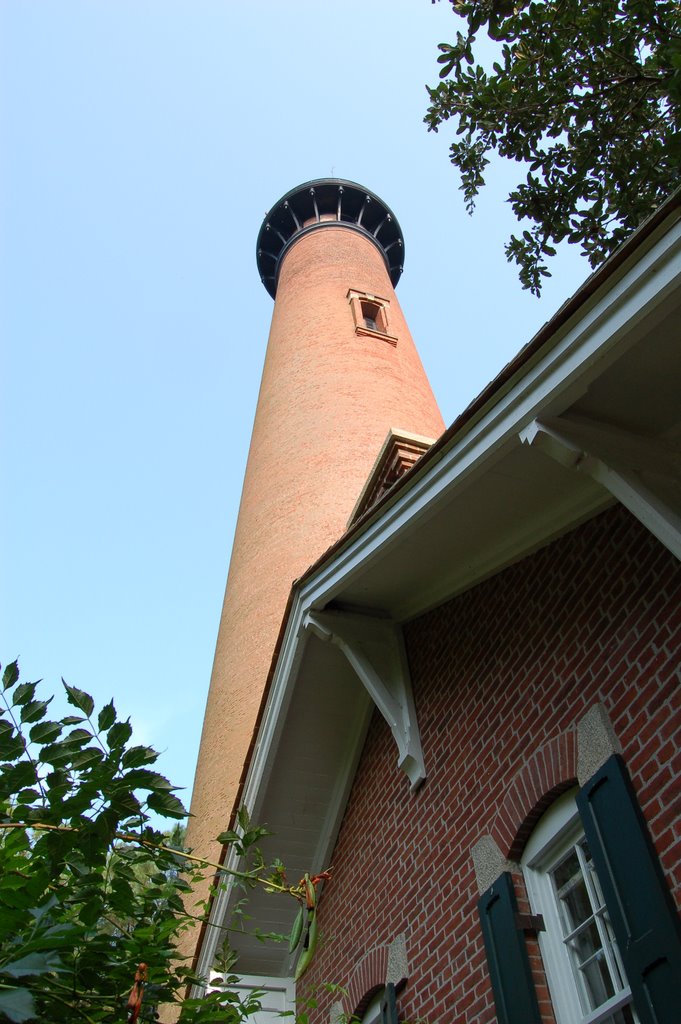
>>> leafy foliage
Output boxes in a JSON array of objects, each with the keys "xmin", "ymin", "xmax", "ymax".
[
  {"xmin": 426, "ymin": 0, "xmax": 681, "ymax": 292},
  {"xmin": 0, "ymin": 661, "xmax": 306, "ymax": 1023}
]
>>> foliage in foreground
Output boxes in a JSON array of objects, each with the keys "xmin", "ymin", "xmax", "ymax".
[
  {"xmin": 426, "ymin": 0, "xmax": 681, "ymax": 293},
  {"xmin": 0, "ymin": 661, "xmax": 314, "ymax": 1024}
]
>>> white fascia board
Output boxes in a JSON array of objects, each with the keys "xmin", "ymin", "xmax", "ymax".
[
  {"xmin": 194, "ymin": 841, "xmax": 241, "ymax": 988},
  {"xmin": 195, "ymin": 622, "xmax": 313, "ymax": 982}
]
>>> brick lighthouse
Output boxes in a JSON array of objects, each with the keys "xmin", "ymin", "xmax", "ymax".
[{"xmin": 185, "ymin": 179, "xmax": 444, "ymax": 934}]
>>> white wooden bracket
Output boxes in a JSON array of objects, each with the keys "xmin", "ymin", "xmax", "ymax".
[
  {"xmin": 520, "ymin": 414, "xmax": 681, "ymax": 561},
  {"xmin": 303, "ymin": 609, "xmax": 426, "ymax": 789}
]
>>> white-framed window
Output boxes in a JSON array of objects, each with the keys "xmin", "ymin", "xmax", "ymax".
[{"xmin": 522, "ymin": 790, "xmax": 638, "ymax": 1024}]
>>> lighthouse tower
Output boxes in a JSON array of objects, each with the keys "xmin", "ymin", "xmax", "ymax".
[{"xmin": 186, "ymin": 179, "xmax": 444, "ymax": 898}]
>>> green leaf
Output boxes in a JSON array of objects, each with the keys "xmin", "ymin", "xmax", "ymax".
[
  {"xmin": 11, "ymin": 682, "xmax": 36, "ymax": 706},
  {"xmin": 2, "ymin": 662, "xmax": 19, "ymax": 690},
  {"xmin": 124, "ymin": 768, "xmax": 176, "ymax": 792},
  {"xmin": 64, "ymin": 727, "xmax": 92, "ymax": 744},
  {"xmin": 216, "ymin": 830, "xmax": 242, "ymax": 846},
  {"xmin": 63, "ymin": 682, "xmax": 95, "ymax": 717},
  {"xmin": 0, "ymin": 723, "xmax": 23, "ymax": 761},
  {"xmin": 45, "ymin": 768, "xmax": 68, "ymax": 790},
  {"xmin": 121, "ymin": 744, "xmax": 157, "ymax": 769},
  {"xmin": 3, "ymin": 828, "xmax": 30, "ymax": 856},
  {"xmin": 97, "ymin": 700, "xmax": 116, "ymax": 731},
  {"xmin": 107, "ymin": 720, "xmax": 133, "ymax": 749},
  {"xmin": 69, "ymin": 746, "xmax": 104, "ymax": 771},
  {"xmin": 78, "ymin": 897, "xmax": 102, "ymax": 927},
  {"xmin": 92, "ymin": 807, "xmax": 119, "ymax": 846},
  {"xmin": 20, "ymin": 699, "xmax": 50, "ymax": 724},
  {"xmin": 29, "ymin": 720, "xmax": 62, "ymax": 744},
  {"xmin": 28, "ymin": 895, "xmax": 58, "ymax": 924},
  {"xmin": 16, "ymin": 787, "xmax": 41, "ymax": 804},
  {"xmin": 0, "ymin": 987, "xmax": 35, "ymax": 1023},
  {"xmin": 146, "ymin": 790, "xmax": 187, "ymax": 819},
  {"xmin": 1, "ymin": 951, "xmax": 62, "ymax": 977},
  {"xmin": 110, "ymin": 789, "xmax": 142, "ymax": 818},
  {"xmin": 40, "ymin": 739, "xmax": 78, "ymax": 766},
  {"xmin": 1, "ymin": 761, "xmax": 37, "ymax": 792}
]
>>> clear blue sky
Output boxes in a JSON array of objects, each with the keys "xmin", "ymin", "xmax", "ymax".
[{"xmin": 1, "ymin": 2, "xmax": 589, "ymax": 812}]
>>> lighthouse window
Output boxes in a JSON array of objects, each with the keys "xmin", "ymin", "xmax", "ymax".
[
  {"xmin": 347, "ymin": 289, "xmax": 398, "ymax": 345},
  {"xmin": 362, "ymin": 301, "xmax": 382, "ymax": 332}
]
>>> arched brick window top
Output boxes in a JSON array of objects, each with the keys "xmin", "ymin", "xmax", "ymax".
[
  {"xmin": 344, "ymin": 946, "xmax": 390, "ymax": 1019},
  {"xmin": 339, "ymin": 936, "xmax": 408, "ymax": 1019},
  {"xmin": 492, "ymin": 730, "xmax": 578, "ymax": 861}
]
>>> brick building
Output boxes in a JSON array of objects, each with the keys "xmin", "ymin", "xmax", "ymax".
[{"xmin": 190, "ymin": 184, "xmax": 681, "ymax": 1024}]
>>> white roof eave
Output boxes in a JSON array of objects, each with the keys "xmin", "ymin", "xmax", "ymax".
[{"xmin": 196, "ymin": 202, "xmax": 681, "ymax": 982}]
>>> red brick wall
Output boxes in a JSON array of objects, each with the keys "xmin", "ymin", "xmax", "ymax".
[{"xmin": 304, "ymin": 506, "xmax": 681, "ymax": 1024}]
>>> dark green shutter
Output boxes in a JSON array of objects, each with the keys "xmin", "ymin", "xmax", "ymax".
[
  {"xmin": 577, "ymin": 754, "xmax": 681, "ymax": 1024},
  {"xmin": 380, "ymin": 983, "xmax": 398, "ymax": 1024},
  {"xmin": 477, "ymin": 871, "xmax": 542, "ymax": 1024}
]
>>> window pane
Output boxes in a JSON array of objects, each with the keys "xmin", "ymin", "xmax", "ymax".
[
  {"xmin": 582, "ymin": 840, "xmax": 606, "ymax": 910},
  {"xmin": 578, "ymin": 949, "xmax": 615, "ymax": 1010},
  {"xmin": 603, "ymin": 1007, "xmax": 636, "ymax": 1024},
  {"xmin": 553, "ymin": 852, "xmax": 592, "ymax": 932},
  {"xmin": 566, "ymin": 920, "xmax": 603, "ymax": 964},
  {"xmin": 549, "ymin": 844, "xmax": 632, "ymax": 1018}
]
